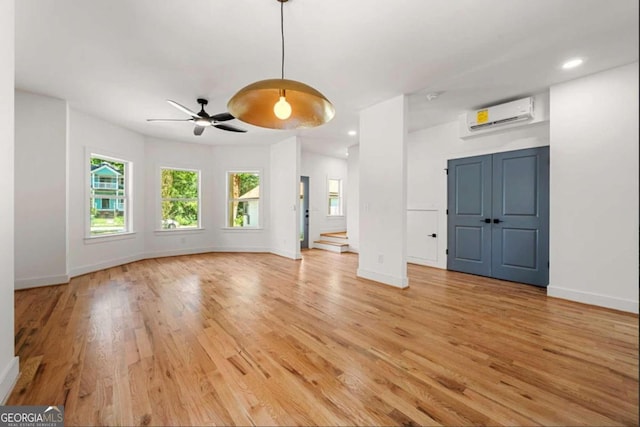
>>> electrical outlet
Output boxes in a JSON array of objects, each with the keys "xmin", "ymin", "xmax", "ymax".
[{"xmin": 377, "ymin": 254, "xmax": 384, "ymax": 264}]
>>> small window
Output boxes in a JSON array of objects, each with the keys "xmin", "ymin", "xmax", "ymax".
[
  {"xmin": 228, "ymin": 172, "xmax": 260, "ymax": 227},
  {"xmin": 328, "ymin": 178, "xmax": 343, "ymax": 216},
  {"xmin": 89, "ymin": 155, "xmax": 129, "ymax": 236},
  {"xmin": 160, "ymin": 168, "xmax": 200, "ymax": 229}
]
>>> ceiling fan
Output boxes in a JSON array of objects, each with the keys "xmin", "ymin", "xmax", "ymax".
[{"xmin": 147, "ymin": 98, "xmax": 247, "ymax": 136}]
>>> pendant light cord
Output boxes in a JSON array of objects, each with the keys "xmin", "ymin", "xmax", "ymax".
[{"xmin": 280, "ymin": 0, "xmax": 285, "ymax": 80}]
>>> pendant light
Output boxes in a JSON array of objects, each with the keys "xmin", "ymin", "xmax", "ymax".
[{"xmin": 227, "ymin": 0, "xmax": 335, "ymax": 130}]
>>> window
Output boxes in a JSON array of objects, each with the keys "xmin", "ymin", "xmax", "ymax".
[
  {"xmin": 328, "ymin": 178, "xmax": 343, "ymax": 216},
  {"xmin": 160, "ymin": 168, "xmax": 200, "ymax": 229},
  {"xmin": 228, "ymin": 172, "xmax": 260, "ymax": 227},
  {"xmin": 89, "ymin": 155, "xmax": 129, "ymax": 236}
]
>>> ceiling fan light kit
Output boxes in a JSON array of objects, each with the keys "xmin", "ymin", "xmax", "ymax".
[
  {"xmin": 227, "ymin": 0, "xmax": 335, "ymax": 130},
  {"xmin": 147, "ymin": 98, "xmax": 246, "ymax": 136}
]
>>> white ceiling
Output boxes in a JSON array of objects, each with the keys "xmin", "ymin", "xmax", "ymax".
[{"xmin": 14, "ymin": 0, "xmax": 639, "ymax": 158}]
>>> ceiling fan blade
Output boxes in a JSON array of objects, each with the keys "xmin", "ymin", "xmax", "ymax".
[
  {"xmin": 214, "ymin": 123, "xmax": 247, "ymax": 133},
  {"xmin": 194, "ymin": 126, "xmax": 205, "ymax": 136},
  {"xmin": 147, "ymin": 118, "xmax": 193, "ymax": 122},
  {"xmin": 167, "ymin": 100, "xmax": 199, "ymax": 118},
  {"xmin": 210, "ymin": 112, "xmax": 235, "ymax": 122}
]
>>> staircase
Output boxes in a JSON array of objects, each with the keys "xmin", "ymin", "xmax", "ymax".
[{"xmin": 313, "ymin": 231, "xmax": 349, "ymax": 253}]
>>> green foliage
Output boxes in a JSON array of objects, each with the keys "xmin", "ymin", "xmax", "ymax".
[
  {"xmin": 91, "ymin": 157, "xmax": 124, "ymax": 174},
  {"xmin": 161, "ymin": 169, "xmax": 199, "ymax": 226}
]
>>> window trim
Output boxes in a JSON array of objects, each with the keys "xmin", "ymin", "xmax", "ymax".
[
  {"xmin": 226, "ymin": 170, "xmax": 262, "ymax": 229},
  {"xmin": 86, "ymin": 150, "xmax": 132, "ymax": 239},
  {"xmin": 158, "ymin": 166, "xmax": 202, "ymax": 231},
  {"xmin": 327, "ymin": 177, "xmax": 344, "ymax": 217}
]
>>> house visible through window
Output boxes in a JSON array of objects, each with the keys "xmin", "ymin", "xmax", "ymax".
[
  {"xmin": 328, "ymin": 178, "xmax": 343, "ymax": 216},
  {"xmin": 228, "ymin": 172, "xmax": 260, "ymax": 227},
  {"xmin": 161, "ymin": 168, "xmax": 200, "ymax": 229},
  {"xmin": 90, "ymin": 156, "xmax": 128, "ymax": 236}
]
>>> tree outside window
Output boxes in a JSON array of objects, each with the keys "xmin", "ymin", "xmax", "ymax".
[
  {"xmin": 90, "ymin": 156, "xmax": 128, "ymax": 236},
  {"xmin": 228, "ymin": 172, "xmax": 260, "ymax": 227},
  {"xmin": 161, "ymin": 168, "xmax": 200, "ymax": 229}
]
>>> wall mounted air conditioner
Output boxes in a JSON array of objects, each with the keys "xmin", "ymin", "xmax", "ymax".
[{"xmin": 467, "ymin": 97, "xmax": 534, "ymax": 131}]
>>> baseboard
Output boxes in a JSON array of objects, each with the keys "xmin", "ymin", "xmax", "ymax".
[
  {"xmin": 15, "ymin": 274, "xmax": 69, "ymax": 290},
  {"xmin": 270, "ymin": 248, "xmax": 302, "ymax": 260},
  {"xmin": 347, "ymin": 247, "xmax": 359, "ymax": 254},
  {"xmin": 69, "ymin": 253, "xmax": 145, "ymax": 278},
  {"xmin": 547, "ymin": 286, "xmax": 639, "ymax": 314},
  {"xmin": 357, "ymin": 268, "xmax": 409, "ymax": 289},
  {"xmin": 0, "ymin": 356, "xmax": 19, "ymax": 405},
  {"xmin": 406, "ymin": 257, "xmax": 443, "ymax": 269}
]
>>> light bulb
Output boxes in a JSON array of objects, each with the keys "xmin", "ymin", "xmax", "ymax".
[{"xmin": 274, "ymin": 96, "xmax": 292, "ymax": 120}]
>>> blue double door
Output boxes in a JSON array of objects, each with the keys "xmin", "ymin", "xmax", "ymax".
[{"xmin": 447, "ymin": 147, "xmax": 549, "ymax": 287}]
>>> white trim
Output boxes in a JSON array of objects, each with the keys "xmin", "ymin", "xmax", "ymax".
[
  {"xmin": 0, "ymin": 357, "xmax": 19, "ymax": 405},
  {"xmin": 154, "ymin": 228, "xmax": 205, "ymax": 235},
  {"xmin": 357, "ymin": 268, "xmax": 409, "ymax": 289},
  {"xmin": 84, "ymin": 231, "xmax": 137, "ymax": 244},
  {"xmin": 407, "ymin": 257, "xmax": 442, "ymax": 269},
  {"xmin": 147, "ymin": 247, "xmax": 271, "ymax": 259},
  {"xmin": 547, "ymin": 286, "xmax": 639, "ymax": 314},
  {"xmin": 270, "ymin": 248, "xmax": 302, "ymax": 260},
  {"xmin": 15, "ymin": 274, "xmax": 69, "ymax": 290},
  {"xmin": 69, "ymin": 253, "xmax": 145, "ymax": 278},
  {"xmin": 221, "ymin": 227, "xmax": 265, "ymax": 232}
]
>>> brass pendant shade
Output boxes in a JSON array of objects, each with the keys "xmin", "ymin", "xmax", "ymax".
[
  {"xmin": 227, "ymin": 78, "xmax": 335, "ymax": 130},
  {"xmin": 227, "ymin": 0, "xmax": 335, "ymax": 130}
]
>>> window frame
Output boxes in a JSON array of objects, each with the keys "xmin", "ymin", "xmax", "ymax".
[
  {"xmin": 327, "ymin": 177, "xmax": 344, "ymax": 217},
  {"xmin": 226, "ymin": 170, "xmax": 262, "ymax": 229},
  {"xmin": 158, "ymin": 166, "xmax": 202, "ymax": 232},
  {"xmin": 86, "ymin": 152, "xmax": 132, "ymax": 239}
]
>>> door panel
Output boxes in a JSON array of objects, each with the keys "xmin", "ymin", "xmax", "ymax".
[
  {"xmin": 447, "ymin": 147, "xmax": 549, "ymax": 287},
  {"xmin": 491, "ymin": 147, "xmax": 549, "ymax": 286},
  {"xmin": 447, "ymin": 155, "xmax": 492, "ymax": 277}
]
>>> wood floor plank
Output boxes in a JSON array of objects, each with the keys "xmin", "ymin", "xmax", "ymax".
[{"xmin": 9, "ymin": 251, "xmax": 639, "ymax": 426}]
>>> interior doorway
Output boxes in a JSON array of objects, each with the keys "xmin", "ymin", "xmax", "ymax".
[{"xmin": 300, "ymin": 176, "xmax": 310, "ymax": 249}]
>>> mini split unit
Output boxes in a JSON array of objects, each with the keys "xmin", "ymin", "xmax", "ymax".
[{"xmin": 467, "ymin": 97, "xmax": 534, "ymax": 131}]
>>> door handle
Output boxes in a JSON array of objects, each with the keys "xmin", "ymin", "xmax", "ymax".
[
  {"xmin": 493, "ymin": 219, "xmax": 502, "ymax": 224},
  {"xmin": 429, "ymin": 233, "xmax": 437, "ymax": 238},
  {"xmin": 482, "ymin": 218, "xmax": 491, "ymax": 223}
]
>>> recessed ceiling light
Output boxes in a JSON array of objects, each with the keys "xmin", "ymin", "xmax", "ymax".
[
  {"xmin": 562, "ymin": 58, "xmax": 584, "ymax": 70},
  {"xmin": 348, "ymin": 130, "xmax": 357, "ymax": 136}
]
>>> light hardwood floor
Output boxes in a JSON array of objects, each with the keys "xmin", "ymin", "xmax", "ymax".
[{"xmin": 9, "ymin": 250, "xmax": 639, "ymax": 426}]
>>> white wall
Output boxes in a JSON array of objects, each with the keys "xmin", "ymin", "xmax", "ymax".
[
  {"xmin": 270, "ymin": 137, "xmax": 301, "ymax": 259},
  {"xmin": 300, "ymin": 150, "xmax": 348, "ymax": 246},
  {"xmin": 0, "ymin": 0, "xmax": 19, "ymax": 404},
  {"xmin": 358, "ymin": 95, "xmax": 408, "ymax": 288},
  {"xmin": 548, "ymin": 62, "xmax": 639, "ymax": 313},
  {"xmin": 144, "ymin": 138, "xmax": 272, "ymax": 256},
  {"xmin": 407, "ymin": 93, "xmax": 550, "ymax": 269},
  {"xmin": 68, "ymin": 109, "xmax": 146, "ymax": 277},
  {"xmin": 14, "ymin": 91, "xmax": 69, "ymax": 289},
  {"xmin": 346, "ymin": 145, "xmax": 360, "ymax": 252}
]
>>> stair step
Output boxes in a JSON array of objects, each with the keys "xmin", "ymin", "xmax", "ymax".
[
  {"xmin": 314, "ymin": 240, "xmax": 349, "ymax": 247},
  {"xmin": 313, "ymin": 240, "xmax": 349, "ymax": 253},
  {"xmin": 320, "ymin": 231, "xmax": 348, "ymax": 239}
]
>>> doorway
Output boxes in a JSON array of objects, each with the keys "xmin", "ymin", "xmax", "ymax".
[
  {"xmin": 300, "ymin": 176, "xmax": 310, "ymax": 249},
  {"xmin": 447, "ymin": 146, "xmax": 549, "ymax": 287}
]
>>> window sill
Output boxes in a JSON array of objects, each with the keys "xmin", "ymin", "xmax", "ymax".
[
  {"xmin": 221, "ymin": 227, "xmax": 264, "ymax": 232},
  {"xmin": 84, "ymin": 231, "xmax": 137, "ymax": 244},
  {"xmin": 154, "ymin": 228, "xmax": 205, "ymax": 236},
  {"xmin": 327, "ymin": 215, "xmax": 345, "ymax": 218}
]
